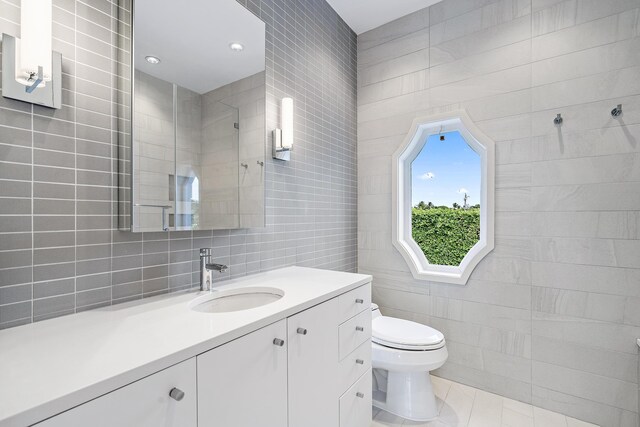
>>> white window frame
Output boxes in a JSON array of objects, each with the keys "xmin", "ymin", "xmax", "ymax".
[{"xmin": 391, "ymin": 110, "xmax": 495, "ymax": 285}]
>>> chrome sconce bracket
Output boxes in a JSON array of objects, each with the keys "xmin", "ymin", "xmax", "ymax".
[
  {"xmin": 25, "ymin": 65, "xmax": 44, "ymax": 94},
  {"xmin": 1, "ymin": 34, "xmax": 62, "ymax": 109},
  {"xmin": 272, "ymin": 97, "xmax": 293, "ymax": 161},
  {"xmin": 272, "ymin": 129, "xmax": 291, "ymax": 161}
]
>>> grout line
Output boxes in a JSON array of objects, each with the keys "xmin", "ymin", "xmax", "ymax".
[
  {"xmin": 529, "ymin": 0, "xmax": 534, "ymax": 407},
  {"xmin": 73, "ymin": 0, "xmax": 78, "ymax": 315},
  {"xmin": 30, "ymin": 93, "xmax": 34, "ymax": 323}
]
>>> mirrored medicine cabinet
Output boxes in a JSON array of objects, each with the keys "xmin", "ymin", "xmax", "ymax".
[{"xmin": 118, "ymin": 0, "xmax": 266, "ymax": 232}]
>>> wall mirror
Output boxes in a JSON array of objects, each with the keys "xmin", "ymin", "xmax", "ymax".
[
  {"xmin": 122, "ymin": 0, "xmax": 266, "ymax": 232},
  {"xmin": 392, "ymin": 111, "xmax": 495, "ymax": 285}
]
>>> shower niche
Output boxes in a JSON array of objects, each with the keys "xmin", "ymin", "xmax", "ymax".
[{"xmin": 119, "ymin": 0, "xmax": 266, "ymax": 232}]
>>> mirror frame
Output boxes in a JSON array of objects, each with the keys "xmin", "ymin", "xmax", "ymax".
[{"xmin": 391, "ymin": 110, "xmax": 495, "ymax": 285}]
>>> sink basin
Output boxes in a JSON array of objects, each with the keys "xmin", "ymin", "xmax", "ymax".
[{"xmin": 189, "ymin": 287, "xmax": 284, "ymax": 313}]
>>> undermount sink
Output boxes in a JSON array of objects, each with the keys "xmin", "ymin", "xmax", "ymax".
[{"xmin": 189, "ymin": 287, "xmax": 284, "ymax": 313}]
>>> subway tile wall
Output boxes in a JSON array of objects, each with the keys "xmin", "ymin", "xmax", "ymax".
[
  {"xmin": 357, "ymin": 1, "xmax": 640, "ymax": 426},
  {"xmin": 0, "ymin": 0, "xmax": 357, "ymax": 328}
]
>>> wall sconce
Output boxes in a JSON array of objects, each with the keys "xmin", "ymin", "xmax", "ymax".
[
  {"xmin": 273, "ymin": 97, "xmax": 293, "ymax": 161},
  {"xmin": 2, "ymin": 0, "xmax": 62, "ymax": 109}
]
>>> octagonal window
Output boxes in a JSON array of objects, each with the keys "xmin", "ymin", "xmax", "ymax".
[
  {"xmin": 392, "ymin": 111, "xmax": 495, "ymax": 285},
  {"xmin": 411, "ymin": 131, "xmax": 481, "ymax": 267}
]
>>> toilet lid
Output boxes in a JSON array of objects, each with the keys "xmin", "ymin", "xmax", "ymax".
[{"xmin": 372, "ymin": 316, "xmax": 445, "ymax": 350}]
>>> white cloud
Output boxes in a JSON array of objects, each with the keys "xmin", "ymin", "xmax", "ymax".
[
  {"xmin": 458, "ymin": 188, "xmax": 468, "ymax": 194},
  {"xmin": 420, "ymin": 172, "xmax": 435, "ymax": 180}
]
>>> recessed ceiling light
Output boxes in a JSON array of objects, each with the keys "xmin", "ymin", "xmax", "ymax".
[
  {"xmin": 229, "ymin": 43, "xmax": 244, "ymax": 52},
  {"xmin": 145, "ymin": 55, "xmax": 161, "ymax": 64}
]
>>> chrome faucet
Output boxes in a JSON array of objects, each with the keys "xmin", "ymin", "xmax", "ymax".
[{"xmin": 199, "ymin": 248, "xmax": 228, "ymax": 291}]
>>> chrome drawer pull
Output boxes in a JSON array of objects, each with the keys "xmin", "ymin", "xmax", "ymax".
[
  {"xmin": 355, "ymin": 359, "xmax": 364, "ymax": 365},
  {"xmin": 356, "ymin": 392, "xmax": 365, "ymax": 399},
  {"xmin": 355, "ymin": 298, "xmax": 364, "ymax": 304},
  {"xmin": 297, "ymin": 327, "xmax": 308, "ymax": 335},
  {"xmin": 169, "ymin": 387, "xmax": 185, "ymax": 401},
  {"xmin": 273, "ymin": 338, "xmax": 285, "ymax": 347},
  {"xmin": 355, "ymin": 326, "xmax": 364, "ymax": 332}
]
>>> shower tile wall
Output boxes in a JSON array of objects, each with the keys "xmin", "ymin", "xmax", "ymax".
[
  {"xmin": 200, "ymin": 72, "xmax": 265, "ymax": 230},
  {"xmin": 133, "ymin": 70, "xmax": 179, "ymax": 231},
  {"xmin": 200, "ymin": 89, "xmax": 240, "ymax": 230},
  {"xmin": 210, "ymin": 72, "xmax": 266, "ymax": 229},
  {"xmin": 0, "ymin": 0, "xmax": 357, "ymax": 328},
  {"xmin": 357, "ymin": 1, "xmax": 640, "ymax": 426}
]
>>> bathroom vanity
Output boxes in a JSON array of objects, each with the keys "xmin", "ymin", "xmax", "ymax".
[{"xmin": 0, "ymin": 268, "xmax": 372, "ymax": 427}]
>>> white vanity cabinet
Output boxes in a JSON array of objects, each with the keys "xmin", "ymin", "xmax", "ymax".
[
  {"xmin": 15, "ymin": 275, "xmax": 372, "ymax": 427},
  {"xmin": 197, "ymin": 319, "xmax": 288, "ymax": 427},
  {"xmin": 337, "ymin": 285, "xmax": 373, "ymax": 426},
  {"xmin": 287, "ymin": 298, "xmax": 340, "ymax": 427},
  {"xmin": 35, "ymin": 358, "xmax": 197, "ymax": 427},
  {"xmin": 197, "ymin": 283, "xmax": 372, "ymax": 427}
]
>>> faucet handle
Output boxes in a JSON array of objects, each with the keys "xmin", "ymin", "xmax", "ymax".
[{"xmin": 200, "ymin": 248, "xmax": 212, "ymax": 257}]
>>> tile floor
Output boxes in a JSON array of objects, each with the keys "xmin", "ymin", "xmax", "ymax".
[{"xmin": 371, "ymin": 376, "xmax": 598, "ymax": 427}]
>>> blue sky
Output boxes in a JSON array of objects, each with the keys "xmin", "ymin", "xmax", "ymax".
[{"xmin": 411, "ymin": 131, "xmax": 481, "ymax": 207}]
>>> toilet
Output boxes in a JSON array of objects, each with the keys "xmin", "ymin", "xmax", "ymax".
[{"xmin": 371, "ymin": 304, "xmax": 448, "ymax": 422}]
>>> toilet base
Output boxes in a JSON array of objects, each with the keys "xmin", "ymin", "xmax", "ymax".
[{"xmin": 372, "ymin": 370, "xmax": 438, "ymax": 422}]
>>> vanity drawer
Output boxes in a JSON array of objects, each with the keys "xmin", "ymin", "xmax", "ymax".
[
  {"xmin": 339, "ymin": 371, "xmax": 372, "ymax": 427},
  {"xmin": 36, "ymin": 359, "xmax": 197, "ymax": 427},
  {"xmin": 338, "ymin": 339, "xmax": 371, "ymax": 395},
  {"xmin": 338, "ymin": 283, "xmax": 371, "ymax": 323},
  {"xmin": 338, "ymin": 308, "xmax": 371, "ymax": 360}
]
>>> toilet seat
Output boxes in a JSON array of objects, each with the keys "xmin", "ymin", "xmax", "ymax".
[
  {"xmin": 370, "ymin": 307, "xmax": 449, "ymax": 421},
  {"xmin": 372, "ymin": 316, "xmax": 445, "ymax": 351}
]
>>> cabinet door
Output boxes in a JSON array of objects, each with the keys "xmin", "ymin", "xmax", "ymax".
[
  {"xmin": 340, "ymin": 372, "xmax": 372, "ymax": 427},
  {"xmin": 288, "ymin": 298, "xmax": 340, "ymax": 427},
  {"xmin": 36, "ymin": 359, "xmax": 197, "ymax": 427},
  {"xmin": 197, "ymin": 319, "xmax": 288, "ymax": 427}
]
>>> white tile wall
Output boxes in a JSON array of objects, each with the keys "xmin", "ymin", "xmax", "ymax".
[{"xmin": 358, "ymin": 0, "xmax": 640, "ymax": 426}]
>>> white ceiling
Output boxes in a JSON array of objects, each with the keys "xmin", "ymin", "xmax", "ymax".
[
  {"xmin": 134, "ymin": 0, "xmax": 265, "ymax": 94},
  {"xmin": 326, "ymin": 0, "xmax": 442, "ymax": 34}
]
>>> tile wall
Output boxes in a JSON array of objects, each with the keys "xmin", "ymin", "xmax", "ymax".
[
  {"xmin": 133, "ymin": 70, "xmax": 179, "ymax": 231},
  {"xmin": 357, "ymin": 1, "xmax": 640, "ymax": 426},
  {"xmin": 0, "ymin": 0, "xmax": 357, "ymax": 327},
  {"xmin": 201, "ymin": 72, "xmax": 266, "ymax": 229}
]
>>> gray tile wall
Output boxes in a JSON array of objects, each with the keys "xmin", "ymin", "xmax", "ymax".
[
  {"xmin": 0, "ymin": 0, "xmax": 357, "ymax": 328},
  {"xmin": 357, "ymin": 1, "xmax": 640, "ymax": 426}
]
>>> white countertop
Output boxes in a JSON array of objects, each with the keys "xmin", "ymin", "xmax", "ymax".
[{"xmin": 0, "ymin": 267, "xmax": 371, "ymax": 427}]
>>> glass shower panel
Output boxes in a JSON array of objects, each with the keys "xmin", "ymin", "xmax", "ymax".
[{"xmin": 199, "ymin": 100, "xmax": 240, "ymax": 230}]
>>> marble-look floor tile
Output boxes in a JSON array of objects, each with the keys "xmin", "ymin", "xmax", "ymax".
[
  {"xmin": 371, "ymin": 376, "xmax": 599, "ymax": 427},
  {"xmin": 502, "ymin": 407, "xmax": 534, "ymax": 427},
  {"xmin": 468, "ymin": 390, "xmax": 503, "ymax": 427},
  {"xmin": 372, "ymin": 409, "xmax": 405, "ymax": 426},
  {"xmin": 533, "ymin": 407, "xmax": 568, "ymax": 427},
  {"xmin": 503, "ymin": 396, "xmax": 534, "ymax": 418},
  {"xmin": 567, "ymin": 416, "xmax": 599, "ymax": 427},
  {"xmin": 439, "ymin": 382, "xmax": 476, "ymax": 426},
  {"xmin": 432, "ymin": 375, "xmax": 453, "ymax": 412}
]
